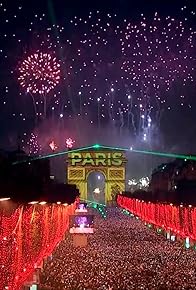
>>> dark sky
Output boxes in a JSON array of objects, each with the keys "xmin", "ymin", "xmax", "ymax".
[{"xmin": 4, "ymin": 0, "xmax": 192, "ymax": 27}]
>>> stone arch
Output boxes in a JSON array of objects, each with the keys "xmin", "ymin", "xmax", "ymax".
[{"xmin": 67, "ymin": 148, "xmax": 126, "ymax": 204}]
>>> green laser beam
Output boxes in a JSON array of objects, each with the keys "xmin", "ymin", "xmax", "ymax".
[
  {"xmin": 97, "ymin": 145, "xmax": 196, "ymax": 161},
  {"xmin": 12, "ymin": 144, "xmax": 196, "ymax": 165},
  {"xmin": 12, "ymin": 145, "xmax": 95, "ymax": 165}
]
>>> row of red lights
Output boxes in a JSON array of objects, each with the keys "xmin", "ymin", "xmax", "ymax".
[
  {"xmin": 117, "ymin": 195, "xmax": 196, "ymax": 241},
  {"xmin": 134, "ymin": 199, "xmax": 193, "ymax": 208},
  {"xmin": 0, "ymin": 200, "xmax": 76, "ymax": 290}
]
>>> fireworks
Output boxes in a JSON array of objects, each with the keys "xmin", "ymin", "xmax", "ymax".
[
  {"xmin": 18, "ymin": 52, "xmax": 61, "ymax": 119},
  {"xmin": 24, "ymin": 133, "xmax": 42, "ymax": 155},
  {"xmin": 49, "ymin": 140, "xmax": 58, "ymax": 151},
  {"xmin": 0, "ymin": 4, "xmax": 195, "ymax": 147},
  {"xmin": 128, "ymin": 177, "xmax": 150, "ymax": 190},
  {"xmin": 18, "ymin": 52, "xmax": 61, "ymax": 95},
  {"xmin": 63, "ymin": 12, "xmax": 195, "ymax": 141},
  {"xmin": 66, "ymin": 138, "xmax": 75, "ymax": 149},
  {"xmin": 120, "ymin": 14, "xmax": 195, "ymax": 140},
  {"xmin": 29, "ymin": 11, "xmax": 194, "ymax": 142}
]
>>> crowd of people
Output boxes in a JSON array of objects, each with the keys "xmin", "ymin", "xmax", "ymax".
[{"xmin": 39, "ymin": 207, "xmax": 196, "ymax": 289}]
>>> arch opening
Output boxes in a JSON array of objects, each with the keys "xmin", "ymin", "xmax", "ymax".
[{"xmin": 87, "ymin": 171, "xmax": 105, "ymax": 204}]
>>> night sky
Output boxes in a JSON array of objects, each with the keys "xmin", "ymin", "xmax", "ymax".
[{"xmin": 0, "ymin": 0, "xmax": 195, "ymax": 157}]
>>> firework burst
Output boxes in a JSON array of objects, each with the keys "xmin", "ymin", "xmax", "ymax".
[
  {"xmin": 18, "ymin": 52, "xmax": 61, "ymax": 95},
  {"xmin": 66, "ymin": 138, "xmax": 75, "ymax": 149},
  {"xmin": 18, "ymin": 52, "xmax": 61, "ymax": 119}
]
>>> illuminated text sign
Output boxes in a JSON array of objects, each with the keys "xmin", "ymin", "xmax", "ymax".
[{"xmin": 69, "ymin": 152, "xmax": 124, "ymax": 167}]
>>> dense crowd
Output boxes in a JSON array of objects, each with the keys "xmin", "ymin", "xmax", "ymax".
[{"xmin": 40, "ymin": 207, "xmax": 196, "ymax": 290}]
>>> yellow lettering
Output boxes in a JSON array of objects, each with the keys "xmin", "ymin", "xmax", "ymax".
[
  {"xmin": 112, "ymin": 153, "xmax": 123, "ymax": 166},
  {"xmin": 83, "ymin": 153, "xmax": 95, "ymax": 166},
  {"xmin": 70, "ymin": 151, "xmax": 123, "ymax": 167},
  {"xmin": 108, "ymin": 153, "xmax": 111, "ymax": 166},
  {"xmin": 95, "ymin": 153, "xmax": 106, "ymax": 166},
  {"xmin": 71, "ymin": 153, "xmax": 82, "ymax": 166}
]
